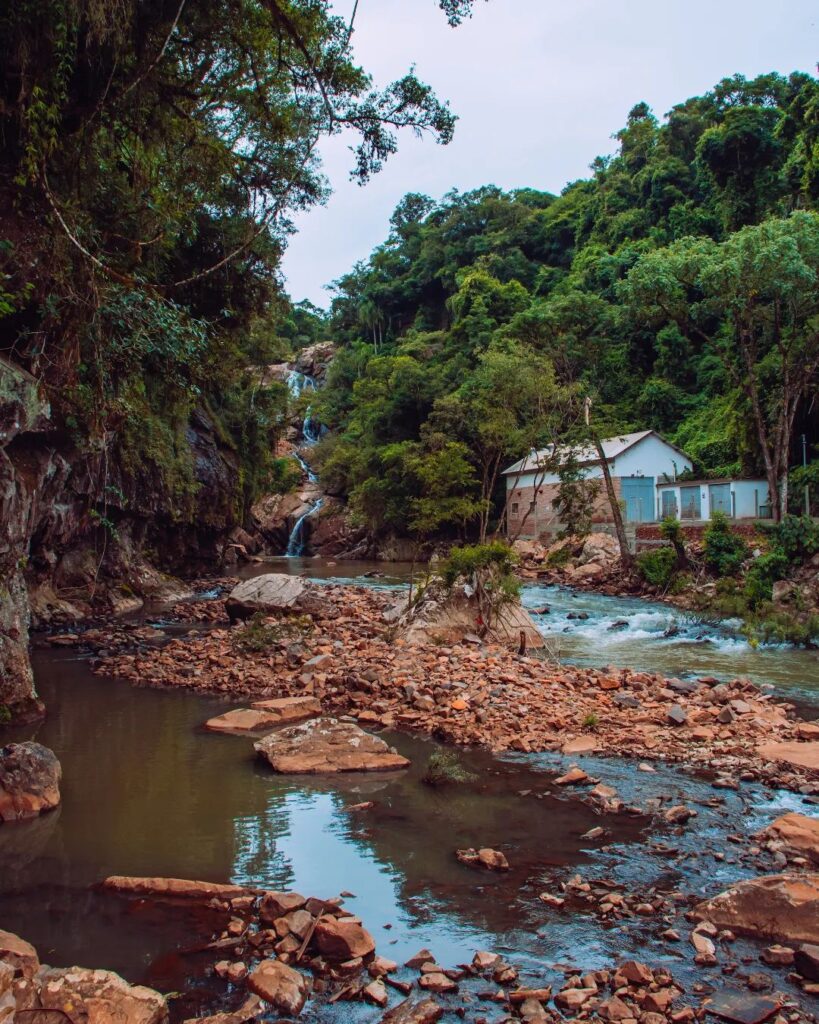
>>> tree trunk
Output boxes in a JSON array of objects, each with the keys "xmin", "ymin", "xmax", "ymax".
[{"xmin": 594, "ymin": 436, "xmax": 633, "ymax": 569}]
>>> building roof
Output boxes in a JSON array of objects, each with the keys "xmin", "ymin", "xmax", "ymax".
[{"xmin": 502, "ymin": 430, "xmax": 686, "ymax": 477}]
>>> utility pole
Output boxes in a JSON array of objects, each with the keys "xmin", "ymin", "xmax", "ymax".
[{"xmin": 803, "ymin": 434, "xmax": 810, "ymax": 517}]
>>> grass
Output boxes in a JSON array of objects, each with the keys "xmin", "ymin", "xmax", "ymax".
[{"xmin": 422, "ymin": 750, "xmax": 478, "ymax": 786}]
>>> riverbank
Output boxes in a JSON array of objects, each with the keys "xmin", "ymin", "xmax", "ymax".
[{"xmin": 66, "ymin": 578, "xmax": 819, "ymax": 792}]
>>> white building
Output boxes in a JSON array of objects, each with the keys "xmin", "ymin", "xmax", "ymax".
[
  {"xmin": 503, "ymin": 430, "xmax": 693, "ymax": 536},
  {"xmin": 656, "ymin": 478, "xmax": 772, "ymax": 521}
]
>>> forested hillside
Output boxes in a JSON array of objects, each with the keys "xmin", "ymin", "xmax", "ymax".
[{"xmin": 314, "ymin": 72, "xmax": 819, "ymax": 540}]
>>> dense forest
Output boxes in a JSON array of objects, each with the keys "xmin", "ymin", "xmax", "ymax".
[{"xmin": 313, "ymin": 71, "xmax": 819, "ymax": 541}]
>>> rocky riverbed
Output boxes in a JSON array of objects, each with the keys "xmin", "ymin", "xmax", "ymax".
[
  {"xmin": 5, "ymin": 570, "xmax": 819, "ymax": 1023},
  {"xmin": 73, "ymin": 577, "xmax": 819, "ymax": 792}
]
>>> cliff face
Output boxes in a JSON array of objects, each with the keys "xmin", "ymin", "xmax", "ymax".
[{"xmin": 0, "ymin": 359, "xmax": 244, "ymax": 722}]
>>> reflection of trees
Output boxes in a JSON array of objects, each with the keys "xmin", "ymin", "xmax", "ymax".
[{"xmin": 0, "ymin": 806, "xmax": 61, "ymax": 885}]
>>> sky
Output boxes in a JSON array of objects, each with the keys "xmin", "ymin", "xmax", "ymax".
[{"xmin": 280, "ymin": 0, "xmax": 818, "ymax": 308}]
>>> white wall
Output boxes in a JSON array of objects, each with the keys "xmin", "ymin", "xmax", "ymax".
[
  {"xmin": 613, "ymin": 435, "xmax": 692, "ymax": 480},
  {"xmin": 505, "ymin": 435, "xmax": 692, "ymax": 492},
  {"xmin": 732, "ymin": 480, "xmax": 770, "ymax": 518}
]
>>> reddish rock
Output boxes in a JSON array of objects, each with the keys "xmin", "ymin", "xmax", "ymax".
[
  {"xmin": 247, "ymin": 959, "xmax": 308, "ymax": 1015},
  {"xmin": 694, "ymin": 874, "xmax": 819, "ymax": 945},
  {"xmin": 0, "ymin": 742, "xmax": 61, "ymax": 822},
  {"xmin": 757, "ymin": 741, "xmax": 819, "ymax": 772},
  {"xmin": 37, "ymin": 966, "xmax": 168, "ymax": 1024},
  {"xmin": 313, "ymin": 917, "xmax": 376, "ymax": 960},
  {"xmin": 259, "ymin": 891, "xmax": 306, "ymax": 924},
  {"xmin": 102, "ymin": 876, "xmax": 258, "ymax": 901},
  {"xmin": 254, "ymin": 718, "xmax": 410, "ymax": 774},
  {"xmin": 762, "ymin": 812, "xmax": 819, "ymax": 863},
  {"xmin": 381, "ymin": 997, "xmax": 443, "ymax": 1024},
  {"xmin": 0, "ymin": 930, "xmax": 39, "ymax": 979},
  {"xmin": 455, "ymin": 847, "xmax": 509, "ymax": 871}
]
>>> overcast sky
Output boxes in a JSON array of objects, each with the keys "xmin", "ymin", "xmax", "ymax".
[{"xmin": 280, "ymin": 0, "xmax": 818, "ymax": 308}]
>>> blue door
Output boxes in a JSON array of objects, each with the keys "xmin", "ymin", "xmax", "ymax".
[
  {"xmin": 622, "ymin": 477, "xmax": 655, "ymax": 523},
  {"xmin": 709, "ymin": 483, "xmax": 731, "ymax": 517}
]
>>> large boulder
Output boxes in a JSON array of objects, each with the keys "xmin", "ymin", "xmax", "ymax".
[
  {"xmin": 579, "ymin": 531, "xmax": 620, "ymax": 567},
  {"xmin": 0, "ymin": 742, "xmax": 61, "ymax": 822},
  {"xmin": 694, "ymin": 874, "xmax": 819, "ymax": 945},
  {"xmin": 0, "ymin": 930, "xmax": 40, "ymax": 979},
  {"xmin": 255, "ymin": 717, "xmax": 410, "ymax": 774},
  {"xmin": 313, "ymin": 917, "xmax": 376, "ymax": 960},
  {"xmin": 762, "ymin": 813, "xmax": 819, "ymax": 864},
  {"xmin": 391, "ymin": 578, "xmax": 544, "ymax": 651},
  {"xmin": 225, "ymin": 574, "xmax": 310, "ymax": 621},
  {"xmin": 247, "ymin": 959, "xmax": 308, "ymax": 1016},
  {"xmin": 35, "ymin": 966, "xmax": 168, "ymax": 1024}
]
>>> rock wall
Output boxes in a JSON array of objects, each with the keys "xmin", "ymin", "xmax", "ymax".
[{"xmin": 0, "ymin": 358, "xmax": 245, "ymax": 723}]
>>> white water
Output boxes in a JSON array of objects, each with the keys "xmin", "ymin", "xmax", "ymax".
[{"xmin": 285, "ymin": 370, "xmax": 324, "ymax": 556}]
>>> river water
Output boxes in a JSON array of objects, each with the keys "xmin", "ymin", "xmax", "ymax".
[{"xmin": 2, "ymin": 558, "xmax": 817, "ymax": 1018}]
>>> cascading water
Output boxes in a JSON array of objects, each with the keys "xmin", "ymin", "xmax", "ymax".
[{"xmin": 285, "ymin": 370, "xmax": 324, "ymax": 556}]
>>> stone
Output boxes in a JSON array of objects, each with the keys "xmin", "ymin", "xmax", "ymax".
[
  {"xmin": 313, "ymin": 917, "xmax": 376, "ymax": 960},
  {"xmin": 204, "ymin": 707, "xmax": 308, "ymax": 735},
  {"xmin": 561, "ymin": 736, "xmax": 600, "ymax": 754},
  {"xmin": 102, "ymin": 876, "xmax": 258, "ymax": 901},
  {"xmin": 405, "ymin": 949, "xmax": 435, "ymax": 969},
  {"xmin": 694, "ymin": 874, "xmax": 819, "ymax": 945},
  {"xmin": 616, "ymin": 960, "xmax": 653, "ymax": 985},
  {"xmin": 259, "ymin": 891, "xmax": 306, "ymax": 923},
  {"xmin": 472, "ymin": 951, "xmax": 501, "ymax": 972},
  {"xmin": 0, "ymin": 930, "xmax": 39, "ymax": 979},
  {"xmin": 757, "ymin": 741, "xmax": 819, "ymax": 772},
  {"xmin": 703, "ymin": 991, "xmax": 781, "ymax": 1024},
  {"xmin": 455, "ymin": 847, "xmax": 509, "ymax": 871},
  {"xmin": 0, "ymin": 742, "xmax": 61, "ymax": 821},
  {"xmin": 555, "ymin": 987, "xmax": 595, "ymax": 1009},
  {"xmin": 664, "ymin": 805, "xmax": 696, "ymax": 824},
  {"xmin": 380, "ymin": 997, "xmax": 443, "ymax": 1024},
  {"xmin": 250, "ymin": 695, "xmax": 322, "ymax": 721},
  {"xmin": 255, "ymin": 718, "xmax": 410, "ymax": 774},
  {"xmin": 181, "ymin": 994, "xmax": 263, "ymax": 1024},
  {"xmin": 247, "ymin": 959, "xmax": 308, "ymax": 1015},
  {"xmin": 418, "ymin": 973, "xmax": 457, "ymax": 994},
  {"xmin": 794, "ymin": 943, "xmax": 819, "ymax": 981},
  {"xmin": 760, "ymin": 944, "xmax": 793, "ymax": 966},
  {"xmin": 37, "ymin": 966, "xmax": 168, "ymax": 1024},
  {"xmin": 225, "ymin": 574, "xmax": 310, "ymax": 620},
  {"xmin": 599, "ymin": 996, "xmax": 634, "ymax": 1021},
  {"xmin": 666, "ymin": 705, "xmax": 688, "ymax": 726},
  {"xmin": 555, "ymin": 766, "xmax": 589, "ymax": 785},
  {"xmin": 762, "ymin": 812, "xmax": 819, "ymax": 864},
  {"xmin": 364, "ymin": 980, "xmax": 389, "ymax": 1007}
]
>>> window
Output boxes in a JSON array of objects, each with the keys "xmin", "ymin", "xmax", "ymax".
[{"xmin": 511, "ymin": 502, "xmax": 519, "ymax": 514}]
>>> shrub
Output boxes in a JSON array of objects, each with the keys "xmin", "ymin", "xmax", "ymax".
[
  {"xmin": 636, "ymin": 547, "xmax": 677, "ymax": 589},
  {"xmin": 232, "ymin": 612, "xmax": 312, "ymax": 652},
  {"xmin": 546, "ymin": 544, "xmax": 572, "ymax": 567},
  {"xmin": 744, "ymin": 611, "xmax": 819, "ymax": 647},
  {"xmin": 763, "ymin": 515, "xmax": 819, "ymax": 563},
  {"xmin": 744, "ymin": 549, "xmax": 789, "ymax": 607},
  {"xmin": 422, "ymin": 750, "xmax": 477, "ymax": 786},
  {"xmin": 581, "ymin": 712, "xmax": 599, "ymax": 730},
  {"xmin": 0, "ymin": 704, "xmax": 10, "ymax": 725},
  {"xmin": 703, "ymin": 512, "xmax": 749, "ymax": 576}
]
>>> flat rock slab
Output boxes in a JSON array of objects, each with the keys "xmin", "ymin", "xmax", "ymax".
[
  {"xmin": 37, "ymin": 966, "xmax": 168, "ymax": 1024},
  {"xmin": 757, "ymin": 741, "xmax": 819, "ymax": 772},
  {"xmin": 250, "ymin": 696, "xmax": 322, "ymax": 721},
  {"xmin": 206, "ymin": 698, "xmax": 321, "ymax": 734},
  {"xmin": 694, "ymin": 873, "xmax": 819, "ymax": 945},
  {"xmin": 226, "ymin": 574, "xmax": 309, "ymax": 619},
  {"xmin": 704, "ymin": 992, "xmax": 781, "ymax": 1024},
  {"xmin": 254, "ymin": 717, "xmax": 410, "ymax": 774},
  {"xmin": 102, "ymin": 876, "xmax": 261, "ymax": 901}
]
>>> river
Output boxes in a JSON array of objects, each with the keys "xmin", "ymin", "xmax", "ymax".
[{"xmin": 1, "ymin": 558, "xmax": 817, "ymax": 1019}]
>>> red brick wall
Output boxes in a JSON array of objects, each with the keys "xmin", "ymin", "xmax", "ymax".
[{"xmin": 507, "ymin": 477, "xmax": 622, "ymax": 540}]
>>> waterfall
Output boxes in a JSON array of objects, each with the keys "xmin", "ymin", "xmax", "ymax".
[{"xmin": 285, "ymin": 370, "xmax": 324, "ymax": 555}]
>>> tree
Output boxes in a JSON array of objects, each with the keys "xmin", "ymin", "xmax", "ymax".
[{"xmin": 623, "ymin": 213, "xmax": 819, "ymax": 519}]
